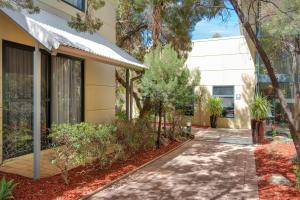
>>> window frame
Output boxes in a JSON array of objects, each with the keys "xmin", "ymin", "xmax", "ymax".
[
  {"xmin": 62, "ymin": 0, "xmax": 85, "ymax": 12},
  {"xmin": 212, "ymin": 85, "xmax": 235, "ymax": 118}
]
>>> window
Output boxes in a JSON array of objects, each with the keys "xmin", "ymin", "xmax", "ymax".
[
  {"xmin": 3, "ymin": 41, "xmax": 34, "ymax": 159},
  {"xmin": 63, "ymin": 0, "xmax": 85, "ymax": 11},
  {"xmin": 51, "ymin": 55, "xmax": 84, "ymax": 124},
  {"xmin": 213, "ymin": 86, "xmax": 234, "ymax": 118}
]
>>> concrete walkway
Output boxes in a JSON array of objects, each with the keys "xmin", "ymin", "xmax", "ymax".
[{"xmin": 88, "ymin": 128, "xmax": 259, "ymax": 200}]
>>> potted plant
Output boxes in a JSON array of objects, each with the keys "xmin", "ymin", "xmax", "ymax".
[
  {"xmin": 207, "ymin": 97, "xmax": 223, "ymax": 128},
  {"xmin": 250, "ymin": 94, "xmax": 270, "ymax": 144}
]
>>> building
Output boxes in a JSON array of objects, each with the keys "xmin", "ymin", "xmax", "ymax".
[
  {"xmin": 0, "ymin": 0, "xmax": 145, "ymax": 178},
  {"xmin": 185, "ymin": 36, "xmax": 256, "ymax": 129}
]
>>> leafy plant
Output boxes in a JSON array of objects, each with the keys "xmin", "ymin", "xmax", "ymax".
[
  {"xmin": 49, "ymin": 123, "xmax": 117, "ymax": 184},
  {"xmin": 0, "ymin": 177, "xmax": 17, "ymax": 200},
  {"xmin": 293, "ymin": 165, "xmax": 300, "ymax": 189},
  {"xmin": 114, "ymin": 118, "xmax": 155, "ymax": 156},
  {"xmin": 207, "ymin": 97, "xmax": 223, "ymax": 128},
  {"xmin": 250, "ymin": 94, "xmax": 270, "ymax": 120}
]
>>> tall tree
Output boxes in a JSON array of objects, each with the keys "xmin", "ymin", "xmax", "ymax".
[
  {"xmin": 140, "ymin": 44, "xmax": 199, "ymax": 148},
  {"xmin": 229, "ymin": 0, "xmax": 300, "ymax": 166},
  {"xmin": 116, "ymin": 0, "xmax": 224, "ymax": 117}
]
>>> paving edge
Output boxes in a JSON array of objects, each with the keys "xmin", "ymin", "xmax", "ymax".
[{"xmin": 80, "ymin": 139, "xmax": 192, "ymax": 200}]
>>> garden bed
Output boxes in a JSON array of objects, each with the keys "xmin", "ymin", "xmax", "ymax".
[
  {"xmin": 255, "ymin": 141, "xmax": 300, "ymax": 199},
  {"xmin": 1, "ymin": 141, "xmax": 184, "ymax": 200}
]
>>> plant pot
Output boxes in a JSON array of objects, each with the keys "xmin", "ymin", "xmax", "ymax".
[
  {"xmin": 251, "ymin": 119, "xmax": 258, "ymax": 144},
  {"xmin": 257, "ymin": 120, "xmax": 266, "ymax": 144},
  {"xmin": 210, "ymin": 115, "xmax": 217, "ymax": 128}
]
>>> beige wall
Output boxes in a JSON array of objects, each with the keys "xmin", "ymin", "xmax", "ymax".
[
  {"xmin": 36, "ymin": 0, "xmax": 117, "ymax": 42},
  {"xmin": 186, "ymin": 36, "xmax": 256, "ymax": 129},
  {"xmin": 85, "ymin": 60, "xmax": 115, "ymax": 123}
]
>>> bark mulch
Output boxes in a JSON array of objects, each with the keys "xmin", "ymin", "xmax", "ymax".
[
  {"xmin": 0, "ymin": 141, "xmax": 183, "ymax": 200},
  {"xmin": 255, "ymin": 141, "xmax": 300, "ymax": 200}
]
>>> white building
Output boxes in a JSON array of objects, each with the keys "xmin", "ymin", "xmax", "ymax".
[{"xmin": 186, "ymin": 36, "xmax": 256, "ymax": 129}]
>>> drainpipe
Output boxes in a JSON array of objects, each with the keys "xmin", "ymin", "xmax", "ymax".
[{"xmin": 130, "ymin": 73, "xmax": 143, "ymax": 120}]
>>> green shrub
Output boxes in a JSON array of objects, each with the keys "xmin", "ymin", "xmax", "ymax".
[
  {"xmin": 250, "ymin": 94, "xmax": 270, "ymax": 120},
  {"xmin": 0, "ymin": 177, "xmax": 17, "ymax": 200},
  {"xmin": 114, "ymin": 118, "xmax": 155, "ymax": 156},
  {"xmin": 49, "ymin": 122, "xmax": 117, "ymax": 184},
  {"xmin": 293, "ymin": 165, "xmax": 300, "ymax": 189},
  {"xmin": 207, "ymin": 97, "xmax": 223, "ymax": 117},
  {"xmin": 207, "ymin": 97, "xmax": 223, "ymax": 128}
]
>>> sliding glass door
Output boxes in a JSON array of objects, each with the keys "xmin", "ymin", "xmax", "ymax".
[
  {"xmin": 3, "ymin": 41, "xmax": 34, "ymax": 159},
  {"xmin": 51, "ymin": 55, "xmax": 84, "ymax": 124}
]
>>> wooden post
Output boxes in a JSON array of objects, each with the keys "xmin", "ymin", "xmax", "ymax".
[
  {"xmin": 33, "ymin": 42, "xmax": 41, "ymax": 179},
  {"xmin": 125, "ymin": 69, "xmax": 130, "ymax": 120}
]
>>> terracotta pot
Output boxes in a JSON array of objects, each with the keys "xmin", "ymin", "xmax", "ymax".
[{"xmin": 257, "ymin": 120, "xmax": 266, "ymax": 144}]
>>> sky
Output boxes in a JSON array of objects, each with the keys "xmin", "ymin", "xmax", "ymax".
[{"xmin": 191, "ymin": 4, "xmax": 240, "ymax": 40}]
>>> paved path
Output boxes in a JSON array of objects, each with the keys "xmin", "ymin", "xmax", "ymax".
[{"xmin": 88, "ymin": 129, "xmax": 259, "ymax": 200}]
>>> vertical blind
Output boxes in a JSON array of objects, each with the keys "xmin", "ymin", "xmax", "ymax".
[{"xmin": 51, "ymin": 56, "xmax": 83, "ymax": 124}]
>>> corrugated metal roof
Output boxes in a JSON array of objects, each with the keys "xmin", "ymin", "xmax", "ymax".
[{"xmin": 1, "ymin": 8, "xmax": 146, "ymax": 70}]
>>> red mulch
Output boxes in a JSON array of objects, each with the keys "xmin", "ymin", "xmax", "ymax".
[
  {"xmin": 255, "ymin": 141, "xmax": 300, "ymax": 200},
  {"xmin": 0, "ymin": 141, "xmax": 183, "ymax": 200}
]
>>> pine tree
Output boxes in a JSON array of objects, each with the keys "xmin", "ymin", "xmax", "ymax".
[{"xmin": 140, "ymin": 44, "xmax": 199, "ymax": 148}]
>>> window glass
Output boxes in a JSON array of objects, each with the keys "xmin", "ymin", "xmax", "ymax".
[
  {"xmin": 213, "ymin": 86, "xmax": 234, "ymax": 118},
  {"xmin": 51, "ymin": 56, "xmax": 83, "ymax": 124},
  {"xmin": 63, "ymin": 0, "xmax": 85, "ymax": 11},
  {"xmin": 3, "ymin": 42, "xmax": 34, "ymax": 159}
]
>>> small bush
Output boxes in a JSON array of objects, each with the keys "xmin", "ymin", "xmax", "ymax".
[
  {"xmin": 0, "ymin": 177, "xmax": 17, "ymax": 200},
  {"xmin": 293, "ymin": 165, "xmax": 300, "ymax": 189},
  {"xmin": 114, "ymin": 118, "xmax": 155, "ymax": 156},
  {"xmin": 49, "ymin": 123, "xmax": 117, "ymax": 184}
]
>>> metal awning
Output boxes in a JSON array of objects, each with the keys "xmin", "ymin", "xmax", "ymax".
[{"xmin": 1, "ymin": 8, "xmax": 146, "ymax": 70}]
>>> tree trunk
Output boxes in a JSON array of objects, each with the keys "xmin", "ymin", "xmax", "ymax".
[
  {"xmin": 156, "ymin": 101, "xmax": 163, "ymax": 149},
  {"xmin": 151, "ymin": 2, "xmax": 163, "ymax": 49},
  {"xmin": 210, "ymin": 115, "xmax": 217, "ymax": 128},
  {"xmin": 230, "ymin": 0, "xmax": 300, "ymax": 166},
  {"xmin": 251, "ymin": 119, "xmax": 258, "ymax": 144},
  {"xmin": 163, "ymin": 111, "xmax": 166, "ymax": 135}
]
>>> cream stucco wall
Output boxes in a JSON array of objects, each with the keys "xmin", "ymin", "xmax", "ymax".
[{"xmin": 186, "ymin": 36, "xmax": 256, "ymax": 129}]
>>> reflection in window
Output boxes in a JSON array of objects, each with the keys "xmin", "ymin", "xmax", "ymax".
[
  {"xmin": 63, "ymin": 0, "xmax": 85, "ymax": 11},
  {"xmin": 213, "ymin": 86, "xmax": 235, "ymax": 118}
]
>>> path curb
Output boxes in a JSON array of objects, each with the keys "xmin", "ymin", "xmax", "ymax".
[{"xmin": 80, "ymin": 139, "xmax": 192, "ymax": 200}]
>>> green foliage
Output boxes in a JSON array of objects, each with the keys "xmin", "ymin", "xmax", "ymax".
[
  {"xmin": 0, "ymin": 0, "xmax": 39, "ymax": 14},
  {"xmin": 0, "ymin": 177, "xmax": 17, "ymax": 200},
  {"xmin": 293, "ymin": 165, "xmax": 300, "ymax": 189},
  {"xmin": 140, "ymin": 44, "xmax": 199, "ymax": 146},
  {"xmin": 49, "ymin": 122, "xmax": 117, "ymax": 184},
  {"xmin": 114, "ymin": 118, "xmax": 155, "ymax": 156},
  {"xmin": 117, "ymin": 0, "xmax": 224, "ymax": 57},
  {"xmin": 68, "ymin": 0, "xmax": 105, "ymax": 33},
  {"xmin": 207, "ymin": 97, "xmax": 223, "ymax": 117},
  {"xmin": 250, "ymin": 95, "xmax": 270, "ymax": 120},
  {"xmin": 140, "ymin": 44, "xmax": 199, "ymax": 107}
]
